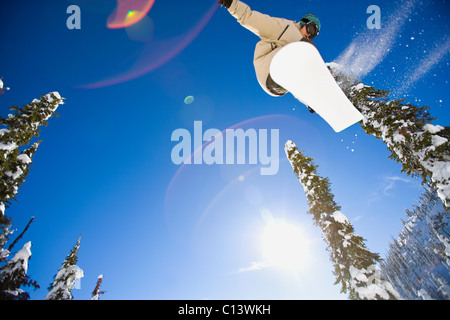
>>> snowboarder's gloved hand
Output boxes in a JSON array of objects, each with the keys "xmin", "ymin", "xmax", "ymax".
[{"xmin": 218, "ymin": 0, "xmax": 232, "ymax": 9}]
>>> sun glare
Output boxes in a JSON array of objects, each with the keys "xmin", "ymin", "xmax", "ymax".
[{"xmin": 261, "ymin": 220, "xmax": 310, "ymax": 272}]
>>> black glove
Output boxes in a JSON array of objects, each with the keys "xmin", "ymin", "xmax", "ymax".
[{"xmin": 218, "ymin": 0, "xmax": 232, "ymax": 9}]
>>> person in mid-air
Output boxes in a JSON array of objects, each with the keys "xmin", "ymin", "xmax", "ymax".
[{"xmin": 218, "ymin": 0, "xmax": 321, "ymax": 98}]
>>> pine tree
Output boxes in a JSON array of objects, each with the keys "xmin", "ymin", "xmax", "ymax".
[
  {"xmin": 0, "ymin": 218, "xmax": 13, "ymax": 263},
  {"xmin": 0, "ymin": 89, "xmax": 64, "ymax": 300},
  {"xmin": 0, "ymin": 92, "xmax": 64, "ymax": 225},
  {"xmin": 91, "ymin": 275, "xmax": 105, "ymax": 300},
  {"xmin": 381, "ymin": 187, "xmax": 450, "ymax": 299},
  {"xmin": 285, "ymin": 140, "xmax": 400, "ymax": 300},
  {"xmin": 0, "ymin": 242, "xmax": 39, "ymax": 300},
  {"xmin": 46, "ymin": 236, "xmax": 84, "ymax": 300},
  {"xmin": 0, "ymin": 217, "xmax": 38, "ymax": 299},
  {"xmin": 328, "ymin": 63, "xmax": 450, "ymax": 210},
  {"xmin": 0, "ymin": 216, "xmax": 34, "ymax": 263}
]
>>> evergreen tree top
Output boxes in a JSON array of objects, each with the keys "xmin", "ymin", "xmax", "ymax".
[
  {"xmin": 46, "ymin": 236, "xmax": 84, "ymax": 300},
  {"xmin": 0, "ymin": 92, "xmax": 64, "ymax": 225},
  {"xmin": 285, "ymin": 140, "xmax": 400, "ymax": 300},
  {"xmin": 328, "ymin": 63, "xmax": 450, "ymax": 211}
]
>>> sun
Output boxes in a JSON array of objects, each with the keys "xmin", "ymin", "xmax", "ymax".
[{"xmin": 261, "ymin": 220, "xmax": 310, "ymax": 272}]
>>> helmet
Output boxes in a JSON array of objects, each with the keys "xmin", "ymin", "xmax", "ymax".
[{"xmin": 300, "ymin": 13, "xmax": 321, "ymax": 32}]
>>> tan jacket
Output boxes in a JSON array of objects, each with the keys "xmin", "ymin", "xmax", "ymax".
[{"xmin": 228, "ymin": 0, "xmax": 304, "ymax": 96}]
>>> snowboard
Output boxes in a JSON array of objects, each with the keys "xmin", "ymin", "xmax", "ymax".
[{"xmin": 270, "ymin": 41, "xmax": 364, "ymax": 132}]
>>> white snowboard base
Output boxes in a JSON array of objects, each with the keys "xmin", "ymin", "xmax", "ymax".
[{"xmin": 270, "ymin": 42, "xmax": 364, "ymax": 132}]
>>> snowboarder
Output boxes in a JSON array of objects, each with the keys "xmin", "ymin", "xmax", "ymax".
[{"xmin": 218, "ymin": 0, "xmax": 321, "ymax": 97}]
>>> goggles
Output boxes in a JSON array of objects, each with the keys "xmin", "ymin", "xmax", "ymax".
[{"xmin": 301, "ymin": 18, "xmax": 319, "ymax": 40}]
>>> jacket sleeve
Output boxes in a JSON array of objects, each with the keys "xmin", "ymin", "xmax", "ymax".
[{"xmin": 228, "ymin": 0, "xmax": 289, "ymax": 41}]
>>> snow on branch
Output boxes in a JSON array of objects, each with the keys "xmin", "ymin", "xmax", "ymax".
[{"xmin": 328, "ymin": 63, "xmax": 450, "ymax": 210}]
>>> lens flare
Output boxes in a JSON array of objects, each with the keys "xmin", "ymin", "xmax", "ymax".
[
  {"xmin": 82, "ymin": 2, "xmax": 218, "ymax": 89},
  {"xmin": 184, "ymin": 96, "xmax": 194, "ymax": 104},
  {"xmin": 107, "ymin": 0, "xmax": 155, "ymax": 29}
]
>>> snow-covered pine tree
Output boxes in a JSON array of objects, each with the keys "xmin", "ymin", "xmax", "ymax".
[
  {"xmin": 328, "ymin": 63, "xmax": 450, "ymax": 210},
  {"xmin": 0, "ymin": 216, "xmax": 34, "ymax": 264},
  {"xmin": 91, "ymin": 274, "xmax": 105, "ymax": 300},
  {"xmin": 0, "ymin": 241, "xmax": 39, "ymax": 300},
  {"xmin": 46, "ymin": 236, "xmax": 84, "ymax": 300},
  {"xmin": 0, "ymin": 218, "xmax": 13, "ymax": 263},
  {"xmin": 381, "ymin": 187, "xmax": 450, "ymax": 299},
  {"xmin": 285, "ymin": 140, "xmax": 400, "ymax": 300},
  {"xmin": 0, "ymin": 92, "xmax": 64, "ymax": 225}
]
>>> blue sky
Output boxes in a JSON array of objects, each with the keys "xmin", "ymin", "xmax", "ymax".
[{"xmin": 0, "ymin": 0, "xmax": 449, "ymax": 299}]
